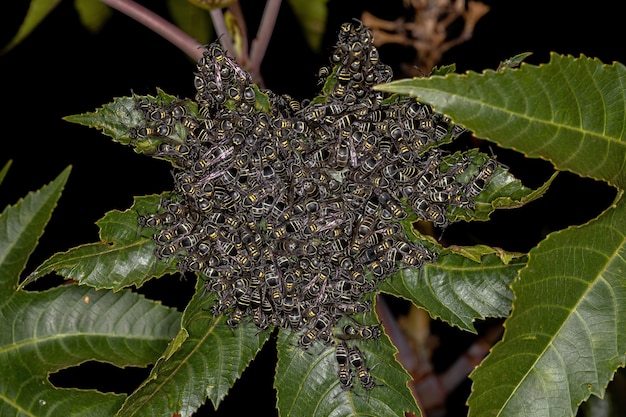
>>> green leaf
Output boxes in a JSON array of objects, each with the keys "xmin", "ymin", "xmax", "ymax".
[
  {"xmin": 275, "ymin": 301, "xmax": 420, "ymax": 417},
  {"xmin": 1, "ymin": 0, "xmax": 61, "ymax": 54},
  {"xmin": 167, "ymin": 0, "xmax": 214, "ymax": 45},
  {"xmin": 436, "ymin": 148, "xmax": 557, "ymax": 224},
  {"xmin": 287, "ymin": 0, "xmax": 329, "ymax": 52},
  {"xmin": 453, "ymin": 164, "xmax": 557, "ymax": 222},
  {"xmin": 0, "ymin": 168, "xmax": 181, "ymax": 416},
  {"xmin": 185, "ymin": 0, "xmax": 236, "ymax": 12},
  {"xmin": 430, "ymin": 63, "xmax": 457, "ymax": 76},
  {"xmin": 444, "ymin": 244, "xmax": 521, "ymax": 265},
  {"xmin": 116, "ymin": 276, "xmax": 271, "ymax": 416},
  {"xmin": 74, "ymin": 0, "xmax": 113, "ymax": 33},
  {"xmin": 376, "ymin": 54, "xmax": 626, "ymax": 188},
  {"xmin": 0, "ymin": 160, "xmax": 11, "ymax": 187},
  {"xmin": 23, "ymin": 194, "xmax": 178, "ymax": 291},
  {"xmin": 468, "ymin": 198, "xmax": 626, "ymax": 416},
  {"xmin": 64, "ymin": 95, "xmax": 146, "ymax": 145},
  {"xmin": 253, "ymin": 84, "xmax": 273, "ymax": 113},
  {"xmin": 375, "ymin": 51, "xmax": 626, "ymax": 417},
  {"xmin": 381, "ymin": 248, "xmax": 525, "ymax": 332},
  {"xmin": 496, "ymin": 52, "xmax": 533, "ymax": 71},
  {"xmin": 64, "ymin": 90, "xmax": 192, "ymax": 160},
  {"xmin": 0, "ymin": 166, "xmax": 71, "ymax": 284},
  {"xmin": 0, "ymin": 284, "xmax": 182, "ymax": 417},
  {"xmin": 579, "ymin": 368, "xmax": 626, "ymax": 417}
]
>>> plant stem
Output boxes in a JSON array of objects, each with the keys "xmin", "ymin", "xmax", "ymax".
[
  {"xmin": 248, "ymin": 0, "xmax": 282, "ymax": 81},
  {"xmin": 210, "ymin": 8, "xmax": 237, "ymax": 61},
  {"xmin": 100, "ymin": 0, "xmax": 205, "ymax": 61},
  {"xmin": 100, "ymin": 0, "xmax": 281, "ymax": 86}
]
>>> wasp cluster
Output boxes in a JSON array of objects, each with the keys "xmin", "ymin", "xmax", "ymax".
[{"xmin": 135, "ymin": 21, "xmax": 496, "ymax": 391}]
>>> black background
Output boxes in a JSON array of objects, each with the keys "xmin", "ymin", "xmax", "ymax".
[{"xmin": 1, "ymin": 1, "xmax": 622, "ymax": 416}]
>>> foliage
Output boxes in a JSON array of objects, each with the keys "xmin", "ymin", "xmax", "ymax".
[
  {"xmin": 2, "ymin": 3, "xmax": 625, "ymax": 417},
  {"xmin": 18, "ymin": 43, "xmax": 536, "ymax": 414},
  {"xmin": 377, "ymin": 53, "xmax": 626, "ymax": 416},
  {"xmin": 0, "ymin": 162, "xmax": 182, "ymax": 417},
  {"xmin": 2, "ymin": 0, "xmax": 328, "ymax": 56}
]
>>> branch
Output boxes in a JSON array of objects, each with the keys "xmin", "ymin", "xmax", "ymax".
[
  {"xmin": 100, "ymin": 0, "xmax": 205, "ymax": 61},
  {"xmin": 101, "ymin": 0, "xmax": 280, "ymax": 87},
  {"xmin": 248, "ymin": 0, "xmax": 282, "ymax": 81},
  {"xmin": 210, "ymin": 8, "xmax": 237, "ymax": 61}
]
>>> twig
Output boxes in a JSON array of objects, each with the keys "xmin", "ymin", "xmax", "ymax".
[
  {"xmin": 375, "ymin": 295, "xmax": 425, "ymax": 411},
  {"xmin": 412, "ymin": 323, "xmax": 503, "ymax": 415},
  {"xmin": 100, "ymin": 0, "xmax": 205, "ymax": 61},
  {"xmin": 101, "ymin": 0, "xmax": 280, "ymax": 86},
  {"xmin": 362, "ymin": 0, "xmax": 489, "ymax": 73},
  {"xmin": 248, "ymin": 0, "xmax": 282, "ymax": 80},
  {"xmin": 210, "ymin": 8, "xmax": 237, "ymax": 61}
]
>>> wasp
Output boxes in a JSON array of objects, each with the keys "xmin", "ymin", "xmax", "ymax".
[
  {"xmin": 156, "ymin": 242, "xmax": 180, "ymax": 259},
  {"xmin": 329, "ymin": 279, "xmax": 353, "ymax": 302},
  {"xmin": 349, "ymin": 347, "xmax": 376, "ymax": 390},
  {"xmin": 336, "ymin": 342, "xmax": 353, "ymax": 389},
  {"xmin": 298, "ymin": 314, "xmax": 332, "ymax": 349},
  {"xmin": 341, "ymin": 323, "xmax": 382, "ymax": 341},
  {"xmin": 252, "ymin": 307, "xmax": 269, "ymax": 330},
  {"xmin": 477, "ymin": 159, "xmax": 498, "ymax": 180},
  {"xmin": 334, "ymin": 301, "xmax": 371, "ymax": 315},
  {"xmin": 334, "ymin": 113, "xmax": 355, "ymax": 131},
  {"xmin": 227, "ymin": 307, "xmax": 246, "ymax": 328}
]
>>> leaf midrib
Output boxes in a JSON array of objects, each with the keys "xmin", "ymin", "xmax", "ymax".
[
  {"xmin": 393, "ymin": 78, "xmax": 625, "ymax": 148},
  {"xmin": 119, "ymin": 319, "xmax": 222, "ymax": 416},
  {"xmin": 496, "ymin": 234, "xmax": 624, "ymax": 416},
  {"xmin": 0, "ymin": 333, "xmax": 170, "ymax": 356}
]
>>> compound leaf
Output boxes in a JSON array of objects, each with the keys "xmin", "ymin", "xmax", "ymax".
[{"xmin": 377, "ymin": 53, "xmax": 626, "ymax": 416}]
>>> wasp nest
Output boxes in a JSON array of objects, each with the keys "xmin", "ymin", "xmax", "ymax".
[{"xmin": 135, "ymin": 21, "xmax": 496, "ymax": 391}]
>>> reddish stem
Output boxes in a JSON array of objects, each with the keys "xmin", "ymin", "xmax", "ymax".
[
  {"xmin": 248, "ymin": 0, "xmax": 282, "ymax": 81},
  {"xmin": 101, "ymin": 0, "xmax": 281, "ymax": 86},
  {"xmin": 210, "ymin": 8, "xmax": 237, "ymax": 61},
  {"xmin": 100, "ymin": 0, "xmax": 205, "ymax": 60}
]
